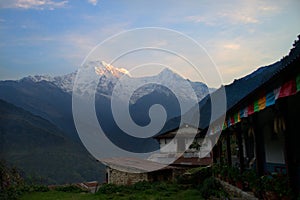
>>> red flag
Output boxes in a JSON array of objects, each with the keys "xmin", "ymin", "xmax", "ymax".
[
  {"xmin": 278, "ymin": 80, "xmax": 296, "ymax": 98},
  {"xmin": 248, "ymin": 103, "xmax": 254, "ymax": 115}
]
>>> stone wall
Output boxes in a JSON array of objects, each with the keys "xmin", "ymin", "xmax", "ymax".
[
  {"xmin": 107, "ymin": 167, "xmax": 188, "ymax": 185},
  {"xmin": 108, "ymin": 168, "xmax": 148, "ymax": 185}
]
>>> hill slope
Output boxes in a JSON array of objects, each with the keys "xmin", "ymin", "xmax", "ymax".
[{"xmin": 0, "ymin": 99, "xmax": 105, "ymax": 184}]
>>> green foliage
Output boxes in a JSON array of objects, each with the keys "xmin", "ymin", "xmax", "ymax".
[
  {"xmin": 177, "ymin": 166, "xmax": 212, "ymax": 185},
  {"xmin": 20, "ymin": 184, "xmax": 49, "ymax": 193},
  {"xmin": 53, "ymin": 185, "xmax": 86, "ymax": 193},
  {"xmin": 98, "ymin": 181, "xmax": 173, "ymax": 195},
  {"xmin": 21, "ymin": 188, "xmax": 203, "ymax": 200},
  {"xmin": 0, "ymin": 160, "xmax": 24, "ymax": 200},
  {"xmin": 242, "ymin": 169, "xmax": 260, "ymax": 191},
  {"xmin": 97, "ymin": 181, "xmax": 204, "ymax": 199},
  {"xmin": 19, "ymin": 166, "xmax": 232, "ymax": 200},
  {"xmin": 198, "ymin": 177, "xmax": 228, "ymax": 199},
  {"xmin": 98, "ymin": 183, "xmax": 121, "ymax": 194},
  {"xmin": 212, "ymin": 163, "xmax": 221, "ymax": 176},
  {"xmin": 131, "ymin": 181, "xmax": 152, "ymax": 191},
  {"xmin": 189, "ymin": 140, "xmax": 200, "ymax": 150},
  {"xmin": 260, "ymin": 173, "xmax": 293, "ymax": 198},
  {"xmin": 227, "ymin": 166, "xmax": 240, "ymax": 182},
  {"xmin": 260, "ymin": 174, "xmax": 273, "ymax": 191},
  {"xmin": 273, "ymin": 174, "xmax": 293, "ymax": 198},
  {"xmin": 212, "ymin": 164, "xmax": 243, "ymax": 183},
  {"xmin": 19, "ymin": 178, "xmax": 232, "ymax": 200},
  {"xmin": 219, "ymin": 165, "xmax": 229, "ymax": 178},
  {"xmin": 21, "ymin": 191, "xmax": 96, "ymax": 200}
]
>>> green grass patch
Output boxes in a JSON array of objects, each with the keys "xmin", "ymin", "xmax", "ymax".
[
  {"xmin": 21, "ymin": 181, "xmax": 207, "ymax": 200},
  {"xmin": 21, "ymin": 191, "xmax": 95, "ymax": 200}
]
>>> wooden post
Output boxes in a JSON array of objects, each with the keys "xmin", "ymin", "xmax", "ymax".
[
  {"xmin": 236, "ymin": 124, "xmax": 245, "ymax": 173},
  {"xmin": 219, "ymin": 139, "xmax": 223, "ymax": 164},
  {"xmin": 211, "ymin": 135, "xmax": 218, "ymax": 164},
  {"xmin": 253, "ymin": 114, "xmax": 265, "ymax": 176},
  {"xmin": 278, "ymin": 98, "xmax": 296, "ymax": 195},
  {"xmin": 225, "ymin": 130, "xmax": 232, "ymax": 166},
  {"xmin": 212, "ymin": 145, "xmax": 218, "ymax": 163}
]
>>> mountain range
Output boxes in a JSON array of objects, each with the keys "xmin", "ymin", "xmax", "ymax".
[
  {"xmin": 0, "ymin": 62, "xmax": 212, "ymax": 183},
  {"xmin": 24, "ymin": 61, "xmax": 212, "ymax": 104}
]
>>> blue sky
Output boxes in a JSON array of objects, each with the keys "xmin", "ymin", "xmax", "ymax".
[{"xmin": 0, "ymin": 0, "xmax": 299, "ymax": 87}]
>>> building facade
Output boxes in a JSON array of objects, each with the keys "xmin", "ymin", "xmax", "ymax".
[{"xmin": 210, "ymin": 37, "xmax": 300, "ymax": 196}]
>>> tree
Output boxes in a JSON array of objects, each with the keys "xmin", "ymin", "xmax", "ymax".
[{"xmin": 0, "ymin": 159, "xmax": 24, "ymax": 200}]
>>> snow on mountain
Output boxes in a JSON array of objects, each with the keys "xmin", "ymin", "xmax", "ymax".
[
  {"xmin": 23, "ymin": 72, "xmax": 76, "ymax": 94},
  {"xmin": 95, "ymin": 61, "xmax": 130, "ymax": 78},
  {"xmin": 125, "ymin": 68, "xmax": 211, "ymax": 104},
  {"xmin": 23, "ymin": 61, "xmax": 213, "ymax": 104},
  {"xmin": 24, "ymin": 74, "xmax": 54, "ymax": 82}
]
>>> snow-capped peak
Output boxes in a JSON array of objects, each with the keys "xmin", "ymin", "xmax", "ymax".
[
  {"xmin": 94, "ymin": 61, "xmax": 130, "ymax": 78},
  {"xmin": 23, "ymin": 75, "xmax": 54, "ymax": 82},
  {"xmin": 157, "ymin": 68, "xmax": 182, "ymax": 80},
  {"xmin": 19, "ymin": 61, "xmax": 212, "ymax": 105}
]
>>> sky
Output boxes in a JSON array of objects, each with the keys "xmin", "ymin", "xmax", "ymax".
[{"xmin": 0, "ymin": 0, "xmax": 300, "ymax": 87}]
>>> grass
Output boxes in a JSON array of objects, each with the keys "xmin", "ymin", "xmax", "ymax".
[
  {"xmin": 21, "ymin": 191, "xmax": 96, "ymax": 200},
  {"xmin": 17, "ymin": 167, "xmax": 231, "ymax": 200},
  {"xmin": 20, "ymin": 168, "xmax": 227, "ymax": 200},
  {"xmin": 20, "ymin": 182, "xmax": 205, "ymax": 200},
  {"xmin": 21, "ymin": 189, "xmax": 203, "ymax": 200}
]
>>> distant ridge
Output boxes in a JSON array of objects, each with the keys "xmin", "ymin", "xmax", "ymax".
[{"xmin": 0, "ymin": 99, "xmax": 105, "ymax": 184}]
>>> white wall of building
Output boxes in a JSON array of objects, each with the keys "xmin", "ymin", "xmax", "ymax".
[
  {"xmin": 159, "ymin": 134, "xmax": 212, "ymax": 158},
  {"xmin": 160, "ymin": 138, "xmax": 177, "ymax": 153},
  {"xmin": 263, "ymin": 125, "xmax": 285, "ymax": 164}
]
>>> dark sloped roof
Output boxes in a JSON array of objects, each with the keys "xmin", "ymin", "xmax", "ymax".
[
  {"xmin": 153, "ymin": 124, "xmax": 202, "ymax": 139},
  {"xmin": 99, "ymin": 157, "xmax": 174, "ymax": 173},
  {"xmin": 173, "ymin": 156, "xmax": 212, "ymax": 166}
]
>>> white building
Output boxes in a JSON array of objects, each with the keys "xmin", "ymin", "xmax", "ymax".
[{"xmin": 149, "ymin": 124, "xmax": 212, "ymax": 166}]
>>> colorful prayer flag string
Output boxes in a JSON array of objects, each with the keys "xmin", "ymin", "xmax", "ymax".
[{"xmin": 210, "ymin": 74, "xmax": 300, "ymax": 135}]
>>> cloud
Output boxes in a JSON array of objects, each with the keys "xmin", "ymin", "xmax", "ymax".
[
  {"xmin": 185, "ymin": 15, "xmax": 217, "ymax": 26},
  {"xmin": 0, "ymin": 0, "xmax": 68, "ymax": 10},
  {"xmin": 221, "ymin": 12, "xmax": 259, "ymax": 24},
  {"xmin": 152, "ymin": 40, "xmax": 168, "ymax": 47},
  {"xmin": 258, "ymin": 5, "xmax": 278, "ymax": 11},
  {"xmin": 184, "ymin": 1, "xmax": 281, "ymax": 26},
  {"xmin": 223, "ymin": 44, "xmax": 240, "ymax": 50},
  {"xmin": 205, "ymin": 33, "xmax": 286, "ymax": 85},
  {"xmin": 87, "ymin": 0, "xmax": 97, "ymax": 6},
  {"xmin": 186, "ymin": 11, "xmax": 259, "ymax": 26}
]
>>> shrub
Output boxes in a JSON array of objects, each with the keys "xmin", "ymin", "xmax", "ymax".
[
  {"xmin": 273, "ymin": 174, "xmax": 293, "ymax": 198},
  {"xmin": 177, "ymin": 166, "xmax": 212, "ymax": 186},
  {"xmin": 260, "ymin": 173, "xmax": 293, "ymax": 199},
  {"xmin": 152, "ymin": 182, "xmax": 169, "ymax": 192},
  {"xmin": 131, "ymin": 181, "xmax": 152, "ymax": 191},
  {"xmin": 212, "ymin": 163, "xmax": 221, "ymax": 177},
  {"xmin": 21, "ymin": 184, "xmax": 49, "ymax": 192},
  {"xmin": 0, "ymin": 160, "xmax": 24, "ymax": 200},
  {"xmin": 54, "ymin": 184, "xmax": 85, "ymax": 193},
  {"xmin": 242, "ymin": 169, "xmax": 260, "ymax": 192},
  {"xmin": 198, "ymin": 177, "xmax": 228, "ymax": 199},
  {"xmin": 98, "ymin": 183, "xmax": 121, "ymax": 194}
]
